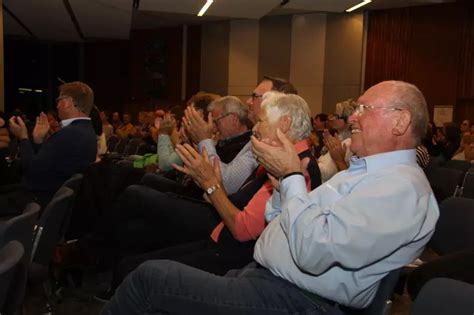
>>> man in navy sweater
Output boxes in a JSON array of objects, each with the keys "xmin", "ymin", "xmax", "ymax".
[{"xmin": 4, "ymin": 81, "xmax": 97, "ymax": 214}]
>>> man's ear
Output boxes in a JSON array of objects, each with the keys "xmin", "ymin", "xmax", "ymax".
[
  {"xmin": 392, "ymin": 110, "xmax": 411, "ymax": 136},
  {"xmin": 279, "ymin": 115, "xmax": 292, "ymax": 134}
]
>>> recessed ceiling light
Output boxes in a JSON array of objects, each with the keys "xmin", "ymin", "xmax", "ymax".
[
  {"xmin": 345, "ymin": 0, "xmax": 372, "ymax": 12},
  {"xmin": 197, "ymin": 0, "xmax": 214, "ymax": 17}
]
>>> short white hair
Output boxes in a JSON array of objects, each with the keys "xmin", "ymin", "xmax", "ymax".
[
  {"xmin": 207, "ymin": 96, "xmax": 248, "ymax": 125},
  {"xmin": 261, "ymin": 91, "xmax": 312, "ymax": 141}
]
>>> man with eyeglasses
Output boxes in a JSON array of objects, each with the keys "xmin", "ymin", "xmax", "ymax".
[
  {"xmin": 3, "ymin": 81, "xmax": 97, "ymax": 215},
  {"xmin": 184, "ymin": 75, "xmax": 297, "ymax": 194}
]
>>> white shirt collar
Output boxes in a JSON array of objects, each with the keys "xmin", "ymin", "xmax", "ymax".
[{"xmin": 60, "ymin": 117, "xmax": 91, "ymax": 128}]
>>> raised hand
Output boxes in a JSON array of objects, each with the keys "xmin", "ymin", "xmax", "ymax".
[
  {"xmin": 159, "ymin": 113, "xmax": 176, "ymax": 136},
  {"xmin": 172, "ymin": 144, "xmax": 218, "ymax": 188},
  {"xmin": 251, "ymin": 129, "xmax": 301, "ymax": 178},
  {"xmin": 9, "ymin": 116, "xmax": 28, "ymax": 140},
  {"xmin": 32, "ymin": 112, "xmax": 50, "ymax": 144},
  {"xmin": 183, "ymin": 106, "xmax": 214, "ymax": 144},
  {"xmin": 323, "ymin": 130, "xmax": 347, "ymax": 170}
]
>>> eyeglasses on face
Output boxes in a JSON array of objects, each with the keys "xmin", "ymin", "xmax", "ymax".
[
  {"xmin": 56, "ymin": 95, "xmax": 70, "ymax": 103},
  {"xmin": 251, "ymin": 93, "xmax": 263, "ymax": 101},
  {"xmin": 213, "ymin": 112, "xmax": 232, "ymax": 123},
  {"xmin": 353, "ymin": 103, "xmax": 402, "ymax": 115}
]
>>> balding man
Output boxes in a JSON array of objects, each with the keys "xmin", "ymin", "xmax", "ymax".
[{"xmin": 101, "ymin": 81, "xmax": 438, "ymax": 314}]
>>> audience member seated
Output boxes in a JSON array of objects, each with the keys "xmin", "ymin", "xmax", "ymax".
[
  {"xmin": 100, "ymin": 110, "xmax": 114, "ymax": 140},
  {"xmin": 430, "ymin": 122, "xmax": 461, "ymax": 162},
  {"xmin": 317, "ymin": 99, "xmax": 355, "ymax": 182},
  {"xmin": 115, "ymin": 113, "xmax": 138, "ymax": 139},
  {"xmin": 102, "ymin": 80, "xmax": 439, "ymax": 315},
  {"xmin": 184, "ymin": 76, "xmax": 297, "ymax": 195},
  {"xmin": 155, "ymin": 92, "xmax": 219, "ymax": 173},
  {"xmin": 311, "ymin": 113, "xmax": 327, "ymax": 157},
  {"xmin": 111, "ymin": 111, "xmax": 122, "ymax": 132},
  {"xmin": 452, "ymin": 128, "xmax": 474, "ymax": 161},
  {"xmin": 96, "ymin": 91, "xmax": 321, "ymax": 302},
  {"xmin": 3, "ymin": 81, "xmax": 97, "ymax": 214}
]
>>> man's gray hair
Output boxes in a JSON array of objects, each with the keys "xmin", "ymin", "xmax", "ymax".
[
  {"xmin": 208, "ymin": 96, "xmax": 249, "ymax": 124},
  {"xmin": 386, "ymin": 81, "xmax": 428, "ymax": 145},
  {"xmin": 261, "ymin": 91, "xmax": 312, "ymax": 141}
]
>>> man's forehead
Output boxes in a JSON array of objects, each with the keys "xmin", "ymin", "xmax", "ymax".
[
  {"xmin": 255, "ymin": 80, "xmax": 273, "ymax": 93},
  {"xmin": 358, "ymin": 84, "xmax": 390, "ymax": 106}
]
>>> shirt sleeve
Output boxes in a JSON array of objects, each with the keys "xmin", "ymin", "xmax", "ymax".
[
  {"xmin": 157, "ymin": 134, "xmax": 182, "ymax": 171},
  {"xmin": 198, "ymin": 140, "xmax": 258, "ymax": 194},
  {"xmin": 278, "ymin": 173, "xmax": 435, "ymax": 275}
]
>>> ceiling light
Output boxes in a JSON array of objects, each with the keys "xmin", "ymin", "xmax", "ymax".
[
  {"xmin": 345, "ymin": 0, "xmax": 372, "ymax": 12},
  {"xmin": 197, "ymin": 0, "xmax": 213, "ymax": 17}
]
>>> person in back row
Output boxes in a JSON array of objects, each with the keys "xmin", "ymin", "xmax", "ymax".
[
  {"xmin": 103, "ymin": 80, "xmax": 439, "ymax": 314},
  {"xmin": 3, "ymin": 81, "xmax": 97, "ymax": 214}
]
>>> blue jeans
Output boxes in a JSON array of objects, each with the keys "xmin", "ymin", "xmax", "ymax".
[{"xmin": 102, "ymin": 260, "xmax": 343, "ymax": 315}]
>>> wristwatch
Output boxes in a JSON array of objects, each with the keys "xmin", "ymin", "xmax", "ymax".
[{"xmin": 205, "ymin": 183, "xmax": 220, "ymax": 195}]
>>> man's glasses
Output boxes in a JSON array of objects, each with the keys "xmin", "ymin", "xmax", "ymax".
[
  {"xmin": 214, "ymin": 112, "xmax": 232, "ymax": 123},
  {"xmin": 251, "ymin": 93, "xmax": 263, "ymax": 101},
  {"xmin": 353, "ymin": 103, "xmax": 402, "ymax": 115},
  {"xmin": 56, "ymin": 95, "xmax": 70, "ymax": 104}
]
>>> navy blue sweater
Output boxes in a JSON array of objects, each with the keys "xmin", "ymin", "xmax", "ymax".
[{"xmin": 20, "ymin": 119, "xmax": 97, "ymax": 203}]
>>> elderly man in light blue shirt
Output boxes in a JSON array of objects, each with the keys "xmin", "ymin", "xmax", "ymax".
[{"xmin": 101, "ymin": 81, "xmax": 439, "ymax": 315}]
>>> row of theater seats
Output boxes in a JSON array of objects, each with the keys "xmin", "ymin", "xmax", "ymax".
[
  {"xmin": 106, "ymin": 135, "xmax": 156, "ymax": 157},
  {"xmin": 425, "ymin": 159, "xmax": 474, "ymax": 202},
  {"xmin": 0, "ymin": 174, "xmax": 83, "ymax": 314}
]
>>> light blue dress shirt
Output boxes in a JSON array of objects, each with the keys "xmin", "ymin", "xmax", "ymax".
[{"xmin": 254, "ymin": 149, "xmax": 439, "ymax": 308}]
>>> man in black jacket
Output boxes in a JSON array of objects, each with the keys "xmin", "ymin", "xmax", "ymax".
[{"xmin": 3, "ymin": 81, "xmax": 97, "ymax": 214}]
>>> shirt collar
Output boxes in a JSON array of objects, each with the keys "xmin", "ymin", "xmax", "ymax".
[
  {"xmin": 349, "ymin": 149, "xmax": 417, "ymax": 174},
  {"xmin": 295, "ymin": 139, "xmax": 310, "ymax": 154},
  {"xmin": 60, "ymin": 117, "xmax": 91, "ymax": 128}
]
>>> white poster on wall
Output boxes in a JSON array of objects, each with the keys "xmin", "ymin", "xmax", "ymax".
[{"xmin": 433, "ymin": 105, "xmax": 454, "ymax": 127}]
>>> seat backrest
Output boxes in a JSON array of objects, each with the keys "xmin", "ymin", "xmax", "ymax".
[
  {"xmin": 62, "ymin": 173, "xmax": 84, "ymax": 195},
  {"xmin": 115, "ymin": 138, "xmax": 129, "ymax": 154},
  {"xmin": 443, "ymin": 160, "xmax": 472, "ymax": 173},
  {"xmin": 0, "ymin": 241, "xmax": 24, "ymax": 313},
  {"xmin": 31, "ymin": 187, "xmax": 75, "ymax": 266},
  {"xmin": 426, "ymin": 167, "xmax": 464, "ymax": 201},
  {"xmin": 429, "ymin": 197, "xmax": 474, "ymax": 255},
  {"xmin": 107, "ymin": 135, "xmax": 120, "ymax": 153},
  {"xmin": 60, "ymin": 173, "xmax": 84, "ymax": 238},
  {"xmin": 124, "ymin": 138, "xmax": 144, "ymax": 156},
  {"xmin": 0, "ymin": 202, "xmax": 40, "ymax": 264},
  {"xmin": 460, "ymin": 169, "xmax": 474, "ymax": 199},
  {"xmin": 411, "ymin": 278, "xmax": 474, "ymax": 315},
  {"xmin": 360, "ymin": 268, "xmax": 402, "ymax": 315}
]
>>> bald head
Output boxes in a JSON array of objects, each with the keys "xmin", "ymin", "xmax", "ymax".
[
  {"xmin": 365, "ymin": 81, "xmax": 428, "ymax": 145},
  {"xmin": 349, "ymin": 81, "xmax": 428, "ymax": 157}
]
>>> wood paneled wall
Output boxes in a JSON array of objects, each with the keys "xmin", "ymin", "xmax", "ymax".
[{"xmin": 365, "ymin": 2, "xmax": 474, "ymax": 123}]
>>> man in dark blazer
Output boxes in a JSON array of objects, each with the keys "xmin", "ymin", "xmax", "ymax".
[{"xmin": 4, "ymin": 81, "xmax": 97, "ymax": 214}]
